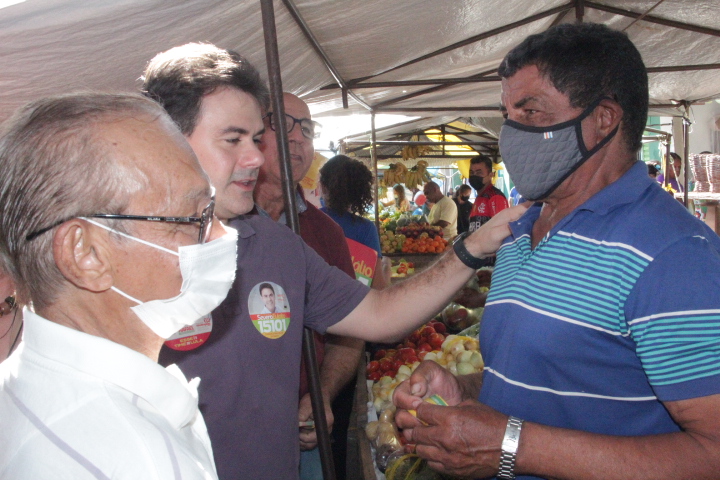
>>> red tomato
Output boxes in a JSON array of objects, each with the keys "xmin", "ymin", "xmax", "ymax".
[
  {"xmin": 397, "ymin": 265, "xmax": 408, "ymax": 274},
  {"xmin": 417, "ymin": 342, "xmax": 433, "ymax": 353},
  {"xmin": 431, "ymin": 322, "xmax": 447, "ymax": 334},
  {"xmin": 399, "ymin": 348, "xmax": 415, "ymax": 361},
  {"xmin": 403, "ymin": 340, "xmax": 417, "ymax": 349},
  {"xmin": 393, "ymin": 359, "xmax": 405, "ymax": 371},
  {"xmin": 409, "ymin": 331, "xmax": 421, "ymax": 344},
  {"xmin": 374, "ymin": 349, "xmax": 387, "ymax": 360},
  {"xmin": 379, "ymin": 358, "xmax": 394, "ymax": 372},
  {"xmin": 422, "ymin": 325, "xmax": 436, "ymax": 336},
  {"xmin": 407, "ymin": 262, "xmax": 415, "ymax": 268},
  {"xmin": 367, "ymin": 371, "xmax": 382, "ymax": 382},
  {"xmin": 418, "ymin": 351, "xmax": 428, "ymax": 360},
  {"xmin": 366, "ymin": 360, "xmax": 380, "ymax": 374},
  {"xmin": 385, "ymin": 370, "xmax": 397, "ymax": 378},
  {"xmin": 428, "ymin": 333, "xmax": 445, "ymax": 349},
  {"xmin": 406, "ymin": 355, "xmax": 419, "ymax": 364}
]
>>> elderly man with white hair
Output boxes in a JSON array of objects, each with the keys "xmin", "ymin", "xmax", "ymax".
[{"xmin": 0, "ymin": 93, "xmax": 236, "ymax": 479}]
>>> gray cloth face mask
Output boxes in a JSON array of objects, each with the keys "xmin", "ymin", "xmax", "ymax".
[{"xmin": 499, "ymin": 97, "xmax": 618, "ymax": 201}]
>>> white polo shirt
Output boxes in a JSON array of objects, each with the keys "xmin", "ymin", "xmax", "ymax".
[{"xmin": 0, "ymin": 310, "xmax": 218, "ymax": 479}]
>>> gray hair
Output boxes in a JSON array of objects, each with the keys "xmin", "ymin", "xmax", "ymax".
[{"xmin": 0, "ymin": 92, "xmax": 176, "ymax": 309}]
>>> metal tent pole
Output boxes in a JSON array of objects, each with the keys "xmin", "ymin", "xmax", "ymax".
[
  {"xmin": 259, "ymin": 2, "xmax": 335, "ymax": 479},
  {"xmin": 683, "ymin": 112, "xmax": 690, "ymax": 208},
  {"xmin": 371, "ymin": 112, "xmax": 379, "ymax": 230}
]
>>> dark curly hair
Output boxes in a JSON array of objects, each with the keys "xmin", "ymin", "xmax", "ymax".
[{"xmin": 319, "ymin": 155, "xmax": 374, "ymax": 219}]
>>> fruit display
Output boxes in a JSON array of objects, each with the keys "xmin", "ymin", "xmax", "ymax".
[
  {"xmin": 367, "ymin": 321, "xmax": 482, "ymax": 415},
  {"xmin": 395, "ymin": 223, "xmax": 442, "ymax": 239},
  {"xmin": 400, "ymin": 232, "xmax": 448, "ymax": 254},
  {"xmin": 390, "ymin": 258, "xmax": 415, "ymax": 278},
  {"xmin": 380, "ymin": 227, "xmax": 407, "ymax": 254}
]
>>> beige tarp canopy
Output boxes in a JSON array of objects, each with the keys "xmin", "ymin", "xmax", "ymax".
[{"xmin": 0, "ymin": 0, "xmax": 718, "ymax": 132}]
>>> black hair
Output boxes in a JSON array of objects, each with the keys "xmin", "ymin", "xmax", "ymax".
[
  {"xmin": 499, "ymin": 23, "xmax": 648, "ymax": 153},
  {"xmin": 259, "ymin": 283, "xmax": 274, "ymax": 294},
  {"xmin": 458, "ymin": 184, "xmax": 472, "ymax": 194},
  {"xmin": 319, "ymin": 155, "xmax": 374, "ymax": 219},
  {"xmin": 141, "ymin": 43, "xmax": 270, "ymax": 135},
  {"xmin": 470, "ymin": 154, "xmax": 493, "ymax": 170}
]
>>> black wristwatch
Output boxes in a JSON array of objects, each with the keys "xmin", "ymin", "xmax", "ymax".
[{"xmin": 452, "ymin": 231, "xmax": 487, "ymax": 270}]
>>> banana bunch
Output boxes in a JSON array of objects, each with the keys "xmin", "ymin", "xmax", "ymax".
[
  {"xmin": 404, "ymin": 161, "xmax": 432, "ymax": 190},
  {"xmin": 401, "ymin": 135, "xmax": 434, "ymax": 161},
  {"xmin": 404, "ymin": 167, "xmax": 422, "ymax": 190},
  {"xmin": 383, "ymin": 162, "xmax": 408, "ymax": 187},
  {"xmin": 401, "ymin": 144, "xmax": 434, "ymax": 161}
]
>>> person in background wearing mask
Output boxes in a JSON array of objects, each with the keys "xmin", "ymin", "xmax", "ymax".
[
  {"xmin": 395, "ymin": 23, "xmax": 720, "ymax": 480},
  {"xmin": 467, "ymin": 155, "xmax": 509, "ymax": 233},
  {"xmin": 453, "ymin": 184, "xmax": 473, "ymax": 234},
  {"xmin": 0, "ymin": 93, "xmax": 235, "ymax": 479}
]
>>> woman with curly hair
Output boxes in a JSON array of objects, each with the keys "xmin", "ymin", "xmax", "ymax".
[{"xmin": 319, "ymin": 155, "xmax": 382, "ymax": 256}]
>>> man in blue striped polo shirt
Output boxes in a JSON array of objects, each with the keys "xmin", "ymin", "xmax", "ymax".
[{"xmin": 395, "ymin": 23, "xmax": 720, "ymax": 479}]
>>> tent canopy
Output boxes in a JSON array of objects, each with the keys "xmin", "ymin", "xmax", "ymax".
[{"xmin": 0, "ymin": 0, "xmax": 719, "ymax": 126}]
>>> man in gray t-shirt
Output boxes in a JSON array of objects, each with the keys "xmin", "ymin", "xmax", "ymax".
[{"xmin": 145, "ymin": 43, "xmax": 523, "ymax": 480}]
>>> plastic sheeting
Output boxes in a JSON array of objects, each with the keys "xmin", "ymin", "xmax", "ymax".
[{"xmin": 0, "ymin": 0, "xmax": 719, "ymax": 124}]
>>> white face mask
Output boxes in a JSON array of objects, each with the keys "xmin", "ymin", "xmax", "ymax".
[{"xmin": 83, "ymin": 218, "xmax": 238, "ymax": 339}]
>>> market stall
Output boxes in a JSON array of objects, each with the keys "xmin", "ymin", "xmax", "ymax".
[{"xmin": 1, "ymin": 1, "xmax": 719, "ymax": 479}]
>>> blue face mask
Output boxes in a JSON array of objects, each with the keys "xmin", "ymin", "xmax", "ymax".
[{"xmin": 499, "ymin": 97, "xmax": 618, "ymax": 201}]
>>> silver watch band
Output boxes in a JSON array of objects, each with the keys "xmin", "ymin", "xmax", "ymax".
[{"xmin": 497, "ymin": 416, "xmax": 523, "ymax": 479}]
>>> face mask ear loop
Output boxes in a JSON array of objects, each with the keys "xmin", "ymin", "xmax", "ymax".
[
  {"xmin": 110, "ymin": 286, "xmax": 143, "ymax": 305},
  {"xmin": 80, "ymin": 217, "xmax": 179, "ymax": 256},
  {"xmin": 575, "ymin": 96, "xmax": 616, "ymax": 157}
]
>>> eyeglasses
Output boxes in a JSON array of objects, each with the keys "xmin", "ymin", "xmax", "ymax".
[
  {"xmin": 26, "ymin": 191, "xmax": 216, "ymax": 244},
  {"xmin": 264, "ymin": 112, "xmax": 321, "ymax": 140}
]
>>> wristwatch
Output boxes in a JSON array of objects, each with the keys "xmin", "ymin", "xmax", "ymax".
[
  {"xmin": 497, "ymin": 416, "xmax": 524, "ymax": 479},
  {"xmin": 452, "ymin": 231, "xmax": 487, "ymax": 270}
]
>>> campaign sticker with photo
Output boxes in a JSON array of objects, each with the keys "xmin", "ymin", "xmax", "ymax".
[
  {"xmin": 248, "ymin": 282, "xmax": 291, "ymax": 339},
  {"xmin": 164, "ymin": 314, "xmax": 213, "ymax": 351}
]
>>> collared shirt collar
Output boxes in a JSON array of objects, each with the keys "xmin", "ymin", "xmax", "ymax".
[
  {"xmin": 22, "ymin": 309, "xmax": 200, "ymax": 430},
  {"xmin": 579, "ymin": 161, "xmax": 654, "ymax": 216},
  {"xmin": 508, "ymin": 161, "xmax": 653, "ymax": 239}
]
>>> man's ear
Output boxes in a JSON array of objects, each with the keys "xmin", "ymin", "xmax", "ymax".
[
  {"xmin": 594, "ymin": 98, "xmax": 623, "ymax": 139},
  {"xmin": 52, "ymin": 220, "xmax": 114, "ymax": 293}
]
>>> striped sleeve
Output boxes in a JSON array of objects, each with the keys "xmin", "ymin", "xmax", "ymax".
[{"xmin": 627, "ymin": 235, "xmax": 720, "ymax": 401}]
